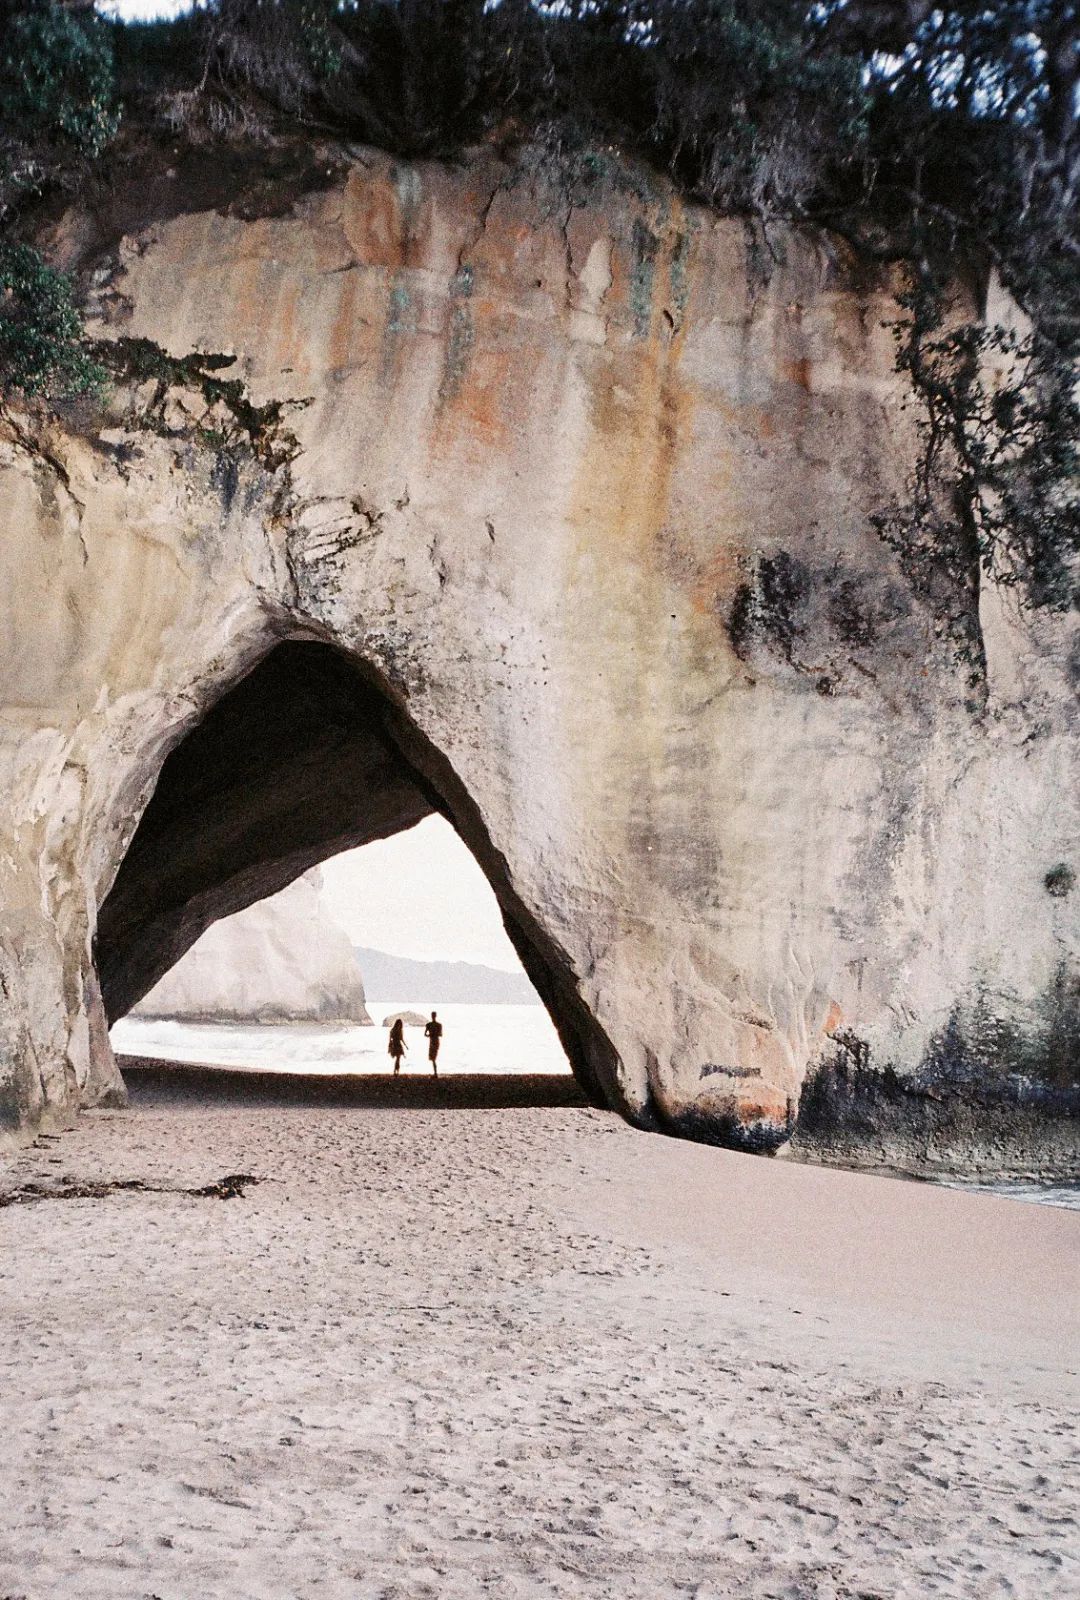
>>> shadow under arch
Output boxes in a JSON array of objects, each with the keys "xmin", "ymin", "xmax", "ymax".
[
  {"xmin": 96, "ymin": 639, "xmax": 623, "ymax": 1109},
  {"xmin": 120, "ymin": 1060, "xmax": 589, "ymax": 1112}
]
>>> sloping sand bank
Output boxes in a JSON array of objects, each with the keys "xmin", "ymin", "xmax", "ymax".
[{"xmin": 1, "ymin": 1063, "xmax": 1077, "ymax": 1599}]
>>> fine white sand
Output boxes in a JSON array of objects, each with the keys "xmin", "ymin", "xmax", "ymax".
[{"xmin": 1, "ymin": 1066, "xmax": 1077, "ymax": 1599}]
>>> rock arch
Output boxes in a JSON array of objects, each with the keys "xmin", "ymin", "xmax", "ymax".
[
  {"xmin": 96, "ymin": 637, "xmax": 622, "ymax": 1107},
  {"xmin": 1, "ymin": 145, "xmax": 1075, "ymax": 1165}
]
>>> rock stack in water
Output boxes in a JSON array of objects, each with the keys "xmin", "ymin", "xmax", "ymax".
[{"xmin": 133, "ymin": 870, "xmax": 372, "ymax": 1025}]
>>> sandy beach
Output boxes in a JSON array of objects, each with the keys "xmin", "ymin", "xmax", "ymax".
[{"xmin": 2, "ymin": 1063, "xmax": 1077, "ymax": 1600}]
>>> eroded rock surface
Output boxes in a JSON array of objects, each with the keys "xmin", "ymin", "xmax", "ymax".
[
  {"xmin": 132, "ymin": 869, "xmax": 372, "ymax": 1025},
  {"xmin": 1, "ymin": 145, "xmax": 1076, "ymax": 1166}
]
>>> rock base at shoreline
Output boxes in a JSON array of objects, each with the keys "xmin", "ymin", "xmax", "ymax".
[{"xmin": 791, "ymin": 1056, "xmax": 1080, "ymax": 1181}]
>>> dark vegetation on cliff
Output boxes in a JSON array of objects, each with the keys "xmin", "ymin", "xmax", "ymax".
[{"xmin": 0, "ymin": 0, "xmax": 1077, "ymax": 627}]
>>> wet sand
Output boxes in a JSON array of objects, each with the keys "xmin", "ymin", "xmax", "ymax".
[{"xmin": 1, "ymin": 1062, "xmax": 1077, "ymax": 1598}]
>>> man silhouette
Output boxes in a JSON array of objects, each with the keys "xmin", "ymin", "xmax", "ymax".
[{"xmin": 423, "ymin": 1010, "xmax": 443, "ymax": 1076}]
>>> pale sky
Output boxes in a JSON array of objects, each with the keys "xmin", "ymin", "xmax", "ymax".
[
  {"xmin": 320, "ymin": 816, "xmax": 525, "ymax": 973},
  {"xmin": 98, "ymin": 1, "xmax": 199, "ymax": 17}
]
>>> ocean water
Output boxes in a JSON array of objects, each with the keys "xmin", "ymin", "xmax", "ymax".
[
  {"xmin": 110, "ymin": 1001, "xmax": 571, "ymax": 1078},
  {"xmin": 942, "ymin": 1179, "xmax": 1080, "ymax": 1212}
]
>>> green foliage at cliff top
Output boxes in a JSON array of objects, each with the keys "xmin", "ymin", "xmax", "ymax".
[
  {"xmin": 1, "ymin": 1, "xmax": 1072, "ymax": 300},
  {"xmin": 1, "ymin": 1, "xmax": 119, "ymax": 205}
]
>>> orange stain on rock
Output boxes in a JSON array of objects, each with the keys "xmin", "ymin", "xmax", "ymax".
[
  {"xmin": 567, "ymin": 220, "xmax": 695, "ymax": 561},
  {"xmin": 689, "ymin": 544, "xmax": 742, "ymax": 617},
  {"xmin": 327, "ymin": 267, "xmax": 364, "ymax": 374},
  {"xmin": 227, "ymin": 251, "xmax": 266, "ymax": 348},
  {"xmin": 823, "ymin": 1000, "xmax": 845, "ymax": 1035},
  {"xmin": 272, "ymin": 278, "xmax": 305, "ymax": 377},
  {"xmin": 446, "ymin": 346, "xmax": 521, "ymax": 452},
  {"xmin": 341, "ymin": 169, "xmax": 420, "ymax": 270},
  {"xmin": 579, "ymin": 346, "xmax": 690, "ymax": 546},
  {"xmin": 786, "ymin": 356, "xmax": 812, "ymax": 392}
]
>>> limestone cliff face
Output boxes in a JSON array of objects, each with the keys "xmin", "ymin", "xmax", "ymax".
[
  {"xmin": 0, "ymin": 144, "xmax": 1076, "ymax": 1169},
  {"xmin": 132, "ymin": 870, "xmax": 371, "ymax": 1024}
]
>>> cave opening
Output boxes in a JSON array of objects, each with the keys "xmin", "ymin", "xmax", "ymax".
[{"xmin": 95, "ymin": 639, "xmax": 620, "ymax": 1104}]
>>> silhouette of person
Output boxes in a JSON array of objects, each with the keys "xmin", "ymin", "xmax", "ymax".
[
  {"xmin": 388, "ymin": 1016, "xmax": 407, "ymax": 1075},
  {"xmin": 424, "ymin": 1011, "xmax": 443, "ymax": 1077}
]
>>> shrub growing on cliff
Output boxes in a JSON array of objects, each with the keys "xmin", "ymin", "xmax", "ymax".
[
  {"xmin": 850, "ymin": 1, "xmax": 1080, "ymax": 629},
  {"xmin": 0, "ymin": 3, "xmax": 117, "ymax": 400},
  {"xmin": 0, "ymin": 240, "xmax": 105, "ymax": 398},
  {"xmin": 0, "ymin": 0, "xmax": 119, "ymax": 213},
  {"xmin": 0, "ymin": 2, "xmax": 117, "ymax": 153},
  {"xmin": 875, "ymin": 278, "xmax": 1079, "ymax": 666}
]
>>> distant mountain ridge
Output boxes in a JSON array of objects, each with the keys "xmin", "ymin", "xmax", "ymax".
[{"xmin": 353, "ymin": 946, "xmax": 539, "ymax": 1005}]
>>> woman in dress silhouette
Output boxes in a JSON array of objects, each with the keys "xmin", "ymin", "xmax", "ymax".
[{"xmin": 388, "ymin": 1016, "xmax": 407, "ymax": 1075}]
